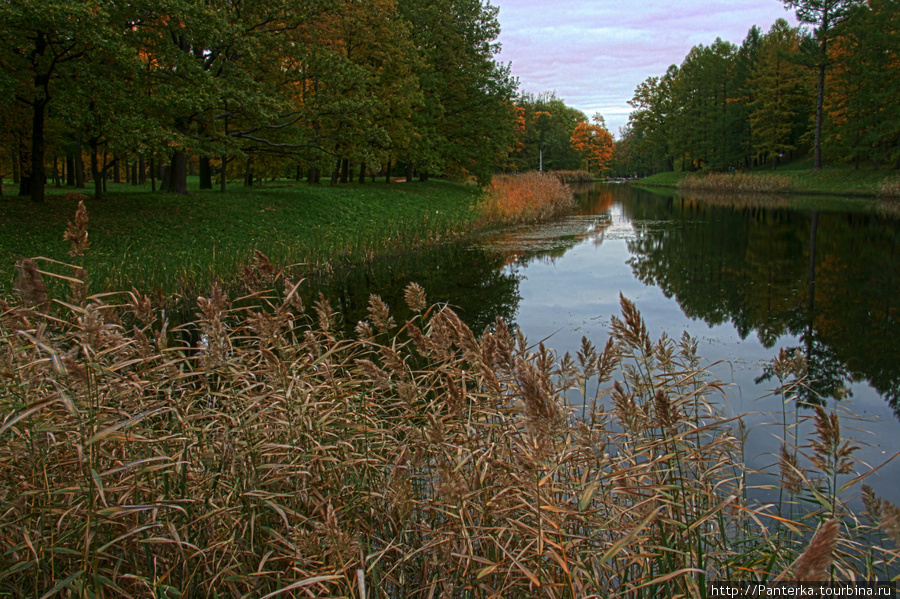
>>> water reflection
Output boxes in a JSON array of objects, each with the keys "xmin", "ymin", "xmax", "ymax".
[
  {"xmin": 303, "ymin": 181, "xmax": 900, "ymax": 504},
  {"xmin": 622, "ymin": 190, "xmax": 900, "ymax": 416}
]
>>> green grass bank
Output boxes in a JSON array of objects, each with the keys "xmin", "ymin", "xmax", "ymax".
[
  {"xmin": 636, "ymin": 158, "xmax": 900, "ymax": 197},
  {"xmin": 0, "ymin": 179, "xmax": 481, "ymax": 295}
]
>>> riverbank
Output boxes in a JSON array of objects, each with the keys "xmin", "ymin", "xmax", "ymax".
[
  {"xmin": 635, "ymin": 159, "xmax": 900, "ymax": 197},
  {"xmin": 0, "ymin": 179, "xmax": 481, "ymax": 295}
]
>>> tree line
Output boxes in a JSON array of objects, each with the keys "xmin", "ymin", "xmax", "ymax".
[
  {"xmin": 616, "ymin": 0, "xmax": 899, "ymax": 177},
  {"xmin": 0, "ymin": 0, "xmax": 522, "ymax": 202}
]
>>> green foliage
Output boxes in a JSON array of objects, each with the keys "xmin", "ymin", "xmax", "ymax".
[
  {"xmin": 626, "ymin": 2, "xmax": 898, "ymax": 175},
  {"xmin": 508, "ymin": 92, "xmax": 587, "ymax": 173}
]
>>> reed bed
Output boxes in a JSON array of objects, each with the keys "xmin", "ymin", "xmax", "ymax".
[
  {"xmin": 878, "ymin": 177, "xmax": 900, "ymax": 199},
  {"xmin": 550, "ymin": 170, "xmax": 595, "ymax": 184},
  {"xmin": 477, "ymin": 172, "xmax": 576, "ymax": 226},
  {"xmin": 677, "ymin": 173, "xmax": 793, "ymax": 195},
  {"xmin": 1, "ymin": 204, "xmax": 899, "ymax": 597}
]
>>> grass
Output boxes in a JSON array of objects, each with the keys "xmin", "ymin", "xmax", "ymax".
[
  {"xmin": 637, "ymin": 156, "xmax": 900, "ymax": 197},
  {"xmin": 477, "ymin": 171, "xmax": 576, "ymax": 225},
  {"xmin": 2, "ymin": 243, "xmax": 899, "ymax": 596},
  {"xmin": 677, "ymin": 172, "xmax": 792, "ymax": 194},
  {"xmin": 0, "ymin": 178, "xmax": 481, "ymax": 295}
]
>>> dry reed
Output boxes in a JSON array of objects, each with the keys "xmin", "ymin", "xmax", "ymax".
[
  {"xmin": 551, "ymin": 170, "xmax": 594, "ymax": 184},
  {"xmin": 878, "ymin": 178, "xmax": 900, "ymax": 199},
  {"xmin": 1, "ymin": 204, "xmax": 898, "ymax": 597},
  {"xmin": 478, "ymin": 171, "xmax": 576, "ymax": 225},
  {"xmin": 677, "ymin": 172, "xmax": 793, "ymax": 195}
]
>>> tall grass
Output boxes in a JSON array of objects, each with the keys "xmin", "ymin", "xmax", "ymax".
[
  {"xmin": 477, "ymin": 172, "xmax": 576, "ymax": 226},
  {"xmin": 677, "ymin": 173, "xmax": 793, "ymax": 194},
  {"xmin": 878, "ymin": 177, "xmax": 900, "ymax": 199},
  {"xmin": 551, "ymin": 170, "xmax": 595, "ymax": 184},
  {"xmin": 1, "ymin": 204, "xmax": 899, "ymax": 597}
]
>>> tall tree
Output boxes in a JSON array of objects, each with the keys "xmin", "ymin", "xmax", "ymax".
[
  {"xmin": 780, "ymin": 0, "xmax": 863, "ymax": 170},
  {"xmin": 398, "ymin": 0, "xmax": 517, "ymax": 185},
  {"xmin": 0, "ymin": 0, "xmax": 100, "ymax": 202},
  {"xmin": 825, "ymin": 0, "xmax": 900, "ymax": 168},
  {"xmin": 627, "ymin": 65, "xmax": 677, "ymax": 173},
  {"xmin": 748, "ymin": 19, "xmax": 812, "ymax": 169}
]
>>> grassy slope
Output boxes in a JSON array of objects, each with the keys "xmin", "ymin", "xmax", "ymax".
[
  {"xmin": 0, "ymin": 178, "xmax": 480, "ymax": 294},
  {"xmin": 637, "ymin": 156, "xmax": 900, "ymax": 196}
]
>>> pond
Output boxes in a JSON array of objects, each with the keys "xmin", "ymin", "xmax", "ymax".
[{"xmin": 310, "ymin": 181, "xmax": 900, "ymax": 505}]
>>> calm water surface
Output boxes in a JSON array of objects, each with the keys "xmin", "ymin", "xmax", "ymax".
[{"xmin": 315, "ymin": 182, "xmax": 900, "ymax": 503}]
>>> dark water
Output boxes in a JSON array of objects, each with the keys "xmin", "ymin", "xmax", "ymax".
[{"xmin": 312, "ymin": 182, "xmax": 900, "ymax": 503}]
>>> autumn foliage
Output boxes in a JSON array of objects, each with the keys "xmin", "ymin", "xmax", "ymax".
[
  {"xmin": 570, "ymin": 120, "xmax": 614, "ymax": 174},
  {"xmin": 478, "ymin": 171, "xmax": 575, "ymax": 225}
]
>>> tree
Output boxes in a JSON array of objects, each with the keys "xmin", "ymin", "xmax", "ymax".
[
  {"xmin": 398, "ymin": 0, "xmax": 518, "ymax": 185},
  {"xmin": 748, "ymin": 19, "xmax": 812, "ymax": 169},
  {"xmin": 570, "ymin": 115, "xmax": 614, "ymax": 175},
  {"xmin": 627, "ymin": 65, "xmax": 677, "ymax": 173},
  {"xmin": 780, "ymin": 0, "xmax": 864, "ymax": 170},
  {"xmin": 0, "ymin": 0, "xmax": 100, "ymax": 202},
  {"xmin": 509, "ymin": 92, "xmax": 587, "ymax": 172},
  {"xmin": 824, "ymin": 0, "xmax": 900, "ymax": 168}
]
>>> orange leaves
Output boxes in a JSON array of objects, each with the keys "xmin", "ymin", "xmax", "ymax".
[{"xmin": 570, "ymin": 121, "xmax": 614, "ymax": 173}]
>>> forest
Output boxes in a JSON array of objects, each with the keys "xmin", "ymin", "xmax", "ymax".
[
  {"xmin": 0, "ymin": 0, "xmax": 524, "ymax": 203},
  {"xmin": 616, "ymin": 0, "xmax": 900, "ymax": 177}
]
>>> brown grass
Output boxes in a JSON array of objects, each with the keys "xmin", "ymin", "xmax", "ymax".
[
  {"xmin": 677, "ymin": 172, "xmax": 793, "ymax": 195},
  {"xmin": 1, "ymin": 204, "xmax": 898, "ymax": 597},
  {"xmin": 878, "ymin": 177, "xmax": 900, "ymax": 199},
  {"xmin": 478, "ymin": 171, "xmax": 576, "ymax": 225},
  {"xmin": 551, "ymin": 170, "xmax": 595, "ymax": 184}
]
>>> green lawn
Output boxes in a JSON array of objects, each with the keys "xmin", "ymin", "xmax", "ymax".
[{"xmin": 0, "ymin": 178, "xmax": 481, "ymax": 295}]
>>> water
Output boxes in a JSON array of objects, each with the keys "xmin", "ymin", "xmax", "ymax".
[{"xmin": 313, "ymin": 182, "xmax": 900, "ymax": 504}]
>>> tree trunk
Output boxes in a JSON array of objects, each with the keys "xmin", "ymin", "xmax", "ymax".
[
  {"xmin": 221, "ymin": 156, "xmax": 229, "ymax": 192},
  {"xmin": 10, "ymin": 147, "xmax": 20, "ymax": 185},
  {"xmin": 358, "ymin": 162, "xmax": 366, "ymax": 184},
  {"xmin": 199, "ymin": 156, "xmax": 213, "ymax": 189},
  {"xmin": 18, "ymin": 140, "xmax": 32, "ymax": 198},
  {"xmin": 27, "ymin": 94, "xmax": 49, "ymax": 202},
  {"xmin": 244, "ymin": 156, "xmax": 254, "ymax": 187},
  {"xmin": 330, "ymin": 159, "xmax": 340, "ymax": 185},
  {"xmin": 169, "ymin": 150, "xmax": 188, "ymax": 194},
  {"xmin": 405, "ymin": 163, "xmax": 413, "ymax": 182},
  {"xmin": 340, "ymin": 158, "xmax": 349, "ymax": 184},
  {"xmin": 74, "ymin": 148, "xmax": 85, "ymax": 188},
  {"xmin": 90, "ymin": 143, "xmax": 103, "ymax": 199},
  {"xmin": 385, "ymin": 161, "xmax": 392, "ymax": 184},
  {"xmin": 113, "ymin": 156, "xmax": 121, "ymax": 183}
]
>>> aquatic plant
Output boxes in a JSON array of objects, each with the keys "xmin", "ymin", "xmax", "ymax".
[
  {"xmin": 477, "ymin": 171, "xmax": 576, "ymax": 225},
  {"xmin": 677, "ymin": 172, "xmax": 793, "ymax": 194}
]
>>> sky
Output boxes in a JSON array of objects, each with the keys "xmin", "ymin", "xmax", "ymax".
[{"xmin": 494, "ymin": 0, "xmax": 800, "ymax": 137}]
